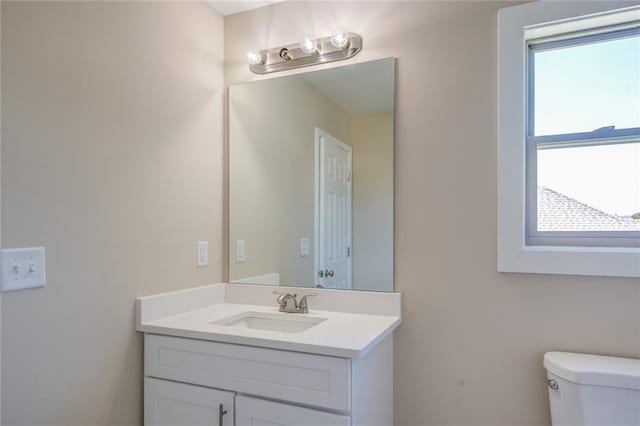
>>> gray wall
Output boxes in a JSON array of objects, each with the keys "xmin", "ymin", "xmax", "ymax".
[
  {"xmin": 224, "ymin": 2, "xmax": 640, "ymax": 425},
  {"xmin": 1, "ymin": 2, "xmax": 223, "ymax": 424}
]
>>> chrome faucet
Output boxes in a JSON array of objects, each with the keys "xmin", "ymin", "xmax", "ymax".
[{"xmin": 273, "ymin": 291, "xmax": 316, "ymax": 314}]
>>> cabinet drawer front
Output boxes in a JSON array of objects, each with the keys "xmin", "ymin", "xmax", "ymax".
[
  {"xmin": 145, "ymin": 334, "xmax": 351, "ymax": 412},
  {"xmin": 145, "ymin": 378, "xmax": 235, "ymax": 426},
  {"xmin": 236, "ymin": 395, "xmax": 351, "ymax": 426}
]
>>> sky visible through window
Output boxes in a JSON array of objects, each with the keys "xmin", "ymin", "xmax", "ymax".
[{"xmin": 534, "ymin": 33, "xmax": 640, "ymax": 219}]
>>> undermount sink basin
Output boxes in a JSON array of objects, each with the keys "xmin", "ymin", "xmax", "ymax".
[{"xmin": 211, "ymin": 312, "xmax": 327, "ymax": 333}]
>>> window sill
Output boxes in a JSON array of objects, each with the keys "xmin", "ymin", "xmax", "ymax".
[{"xmin": 498, "ymin": 242, "xmax": 640, "ymax": 278}]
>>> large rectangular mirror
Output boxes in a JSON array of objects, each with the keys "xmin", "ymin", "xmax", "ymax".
[{"xmin": 229, "ymin": 58, "xmax": 394, "ymax": 292}]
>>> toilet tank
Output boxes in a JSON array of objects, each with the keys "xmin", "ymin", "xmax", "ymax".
[{"xmin": 544, "ymin": 352, "xmax": 640, "ymax": 426}]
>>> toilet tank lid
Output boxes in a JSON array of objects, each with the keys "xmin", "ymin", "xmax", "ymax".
[{"xmin": 544, "ymin": 352, "xmax": 640, "ymax": 391}]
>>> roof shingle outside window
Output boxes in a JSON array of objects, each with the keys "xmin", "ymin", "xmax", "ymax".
[{"xmin": 537, "ymin": 187, "xmax": 640, "ymax": 232}]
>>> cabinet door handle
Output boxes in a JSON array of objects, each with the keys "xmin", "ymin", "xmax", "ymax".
[{"xmin": 218, "ymin": 403, "xmax": 228, "ymax": 426}]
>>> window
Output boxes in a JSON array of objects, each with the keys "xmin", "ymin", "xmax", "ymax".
[
  {"xmin": 526, "ymin": 27, "xmax": 640, "ymax": 247},
  {"xmin": 498, "ymin": 2, "xmax": 640, "ymax": 277}
]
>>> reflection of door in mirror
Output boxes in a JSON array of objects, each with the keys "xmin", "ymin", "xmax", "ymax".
[{"xmin": 315, "ymin": 129, "xmax": 352, "ymax": 289}]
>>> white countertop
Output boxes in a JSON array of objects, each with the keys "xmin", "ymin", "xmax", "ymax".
[{"xmin": 136, "ymin": 283, "xmax": 402, "ymax": 358}]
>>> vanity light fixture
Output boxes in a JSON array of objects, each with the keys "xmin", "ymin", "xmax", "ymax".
[{"xmin": 248, "ymin": 32, "xmax": 362, "ymax": 74}]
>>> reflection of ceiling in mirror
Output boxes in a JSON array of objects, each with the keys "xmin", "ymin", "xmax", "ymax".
[{"xmin": 302, "ymin": 59, "xmax": 394, "ymax": 114}]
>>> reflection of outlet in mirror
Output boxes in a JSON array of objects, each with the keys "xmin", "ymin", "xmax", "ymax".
[
  {"xmin": 1, "ymin": 247, "xmax": 46, "ymax": 292},
  {"xmin": 236, "ymin": 240, "xmax": 245, "ymax": 263},
  {"xmin": 197, "ymin": 242, "xmax": 208, "ymax": 267},
  {"xmin": 300, "ymin": 238, "xmax": 310, "ymax": 257}
]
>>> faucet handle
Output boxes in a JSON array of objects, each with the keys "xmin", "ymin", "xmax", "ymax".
[
  {"xmin": 272, "ymin": 290, "xmax": 286, "ymax": 304},
  {"xmin": 272, "ymin": 290, "xmax": 297, "ymax": 297},
  {"xmin": 273, "ymin": 291, "xmax": 300, "ymax": 311},
  {"xmin": 297, "ymin": 293, "xmax": 317, "ymax": 313}
]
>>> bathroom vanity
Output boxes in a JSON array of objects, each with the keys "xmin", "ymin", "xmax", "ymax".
[
  {"xmin": 136, "ymin": 57, "xmax": 401, "ymax": 425},
  {"xmin": 136, "ymin": 283, "xmax": 401, "ymax": 426}
]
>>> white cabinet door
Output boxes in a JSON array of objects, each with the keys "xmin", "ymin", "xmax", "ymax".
[
  {"xmin": 236, "ymin": 395, "xmax": 350, "ymax": 426},
  {"xmin": 145, "ymin": 377, "xmax": 234, "ymax": 426}
]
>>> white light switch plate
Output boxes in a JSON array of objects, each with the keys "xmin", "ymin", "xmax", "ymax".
[
  {"xmin": 197, "ymin": 241, "xmax": 208, "ymax": 267},
  {"xmin": 1, "ymin": 247, "xmax": 46, "ymax": 292}
]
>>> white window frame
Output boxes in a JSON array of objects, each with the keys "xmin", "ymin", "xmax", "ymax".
[
  {"xmin": 498, "ymin": 1, "xmax": 640, "ymax": 278},
  {"xmin": 526, "ymin": 27, "xmax": 640, "ymax": 248}
]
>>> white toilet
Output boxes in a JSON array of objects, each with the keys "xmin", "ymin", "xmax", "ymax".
[{"xmin": 544, "ymin": 352, "xmax": 640, "ymax": 426}]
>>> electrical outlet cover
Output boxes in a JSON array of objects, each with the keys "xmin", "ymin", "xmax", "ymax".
[
  {"xmin": 300, "ymin": 238, "xmax": 311, "ymax": 256},
  {"xmin": 236, "ymin": 240, "xmax": 245, "ymax": 263},
  {"xmin": 197, "ymin": 241, "xmax": 209, "ymax": 267}
]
